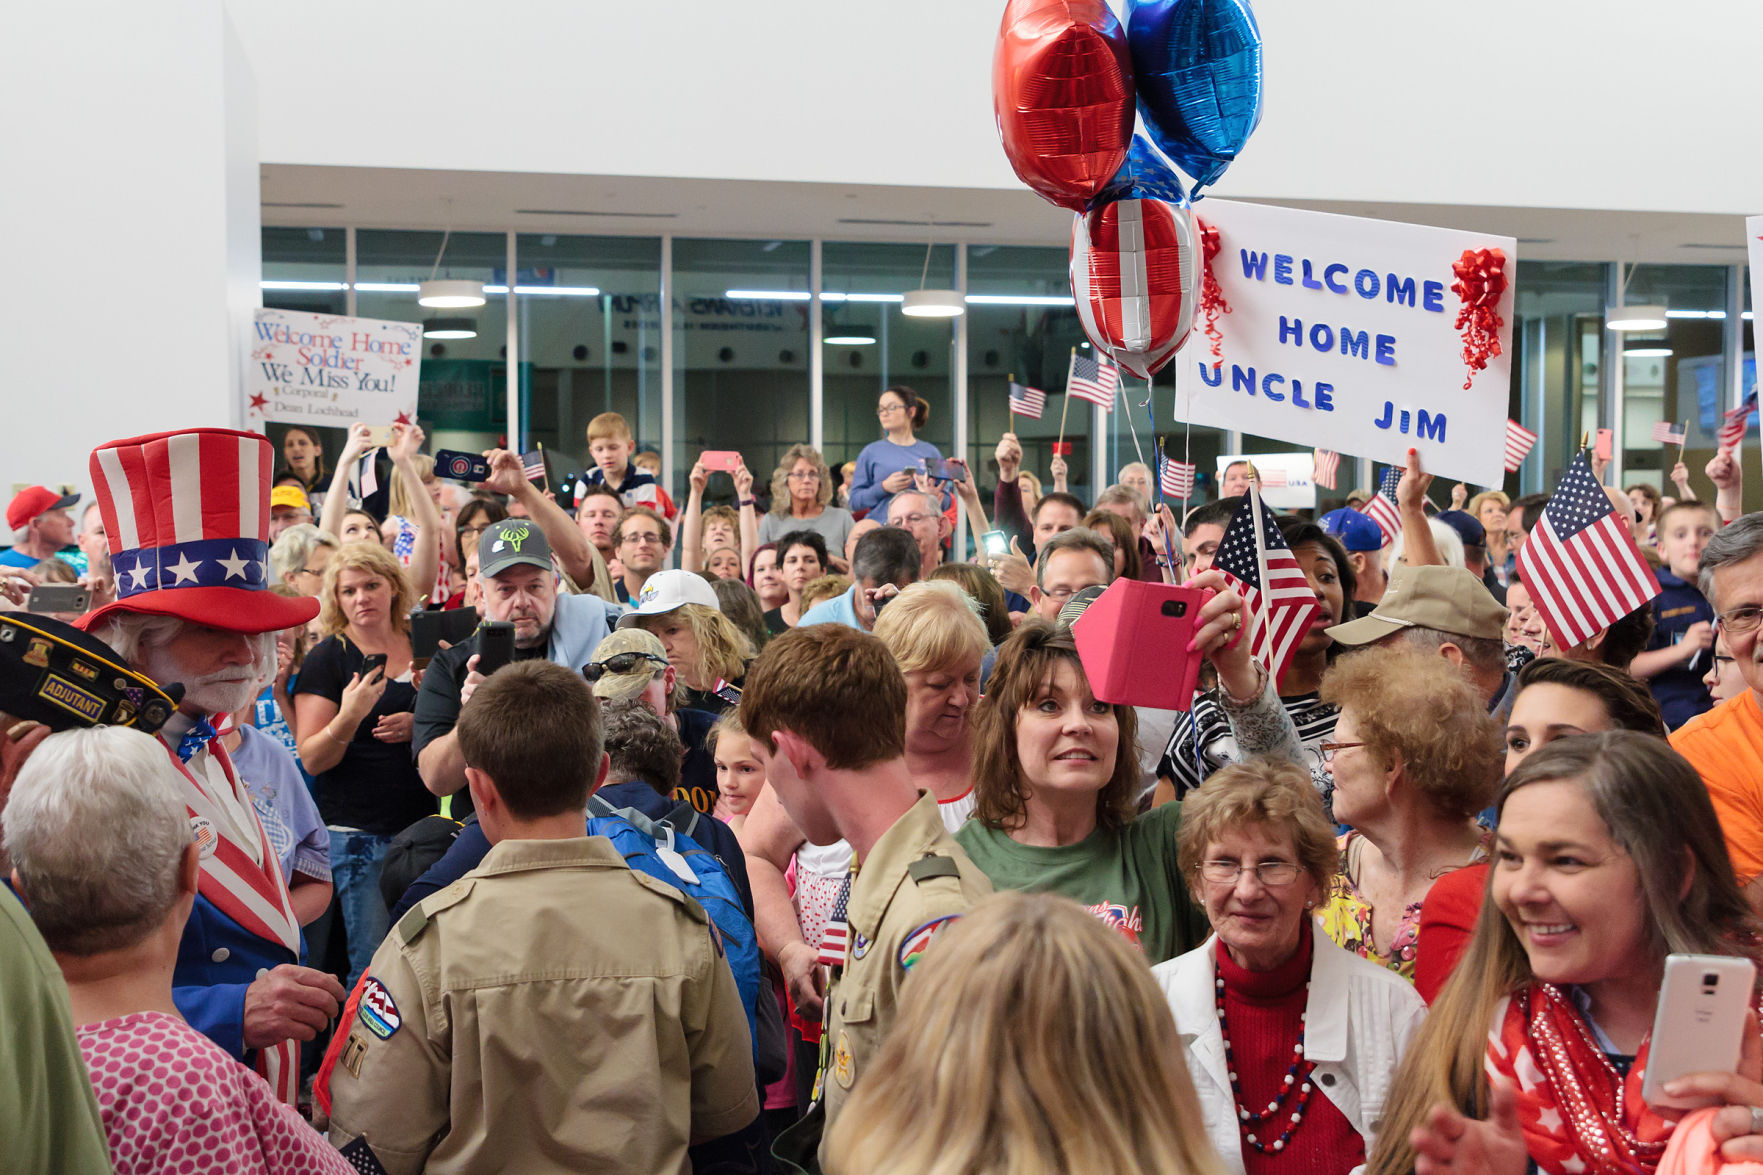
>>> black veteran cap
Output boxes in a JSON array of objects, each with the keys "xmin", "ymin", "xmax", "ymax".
[{"xmin": 0, "ymin": 614, "xmax": 182, "ymax": 735}]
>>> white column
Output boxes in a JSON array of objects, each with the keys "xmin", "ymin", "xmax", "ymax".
[
  {"xmin": 810, "ymin": 239, "xmax": 824, "ymax": 453},
  {"xmin": 0, "ymin": 2, "xmax": 261, "ymax": 488},
  {"xmin": 505, "ymin": 231, "xmax": 520, "ymax": 448},
  {"xmin": 953, "ymin": 244, "xmax": 969, "ymax": 558},
  {"xmin": 660, "ymin": 235, "xmax": 675, "ymax": 494}
]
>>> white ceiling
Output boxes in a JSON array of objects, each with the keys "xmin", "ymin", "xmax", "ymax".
[{"xmin": 261, "ymin": 164, "xmax": 1752, "ymax": 268}]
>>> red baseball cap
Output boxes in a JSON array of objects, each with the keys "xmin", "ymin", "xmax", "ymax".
[{"xmin": 6, "ymin": 486, "xmax": 80, "ymax": 532}]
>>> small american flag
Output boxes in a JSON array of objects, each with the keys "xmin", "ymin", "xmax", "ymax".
[
  {"xmin": 1313, "ymin": 449, "xmax": 1341, "ymax": 490},
  {"xmin": 1161, "ymin": 458, "xmax": 1196, "ymax": 499},
  {"xmin": 1651, "ymin": 421, "xmax": 1686, "ymax": 446},
  {"xmin": 1516, "ymin": 451, "xmax": 1661, "ymax": 652},
  {"xmin": 392, "ymin": 516, "xmax": 417, "ymax": 564},
  {"xmin": 1067, "ymin": 351, "xmax": 1119, "ymax": 410},
  {"xmin": 1505, "ymin": 420, "xmax": 1539, "ymax": 473},
  {"xmin": 1720, "ymin": 392, "xmax": 1758, "ymax": 450},
  {"xmin": 1256, "ymin": 467, "xmax": 1288, "ymax": 489},
  {"xmin": 1361, "ymin": 466, "xmax": 1403, "ymax": 545},
  {"xmin": 1008, "ymin": 382, "xmax": 1047, "ymax": 420},
  {"xmin": 1214, "ymin": 490, "xmax": 1324, "ymax": 683},
  {"xmin": 354, "ymin": 449, "xmax": 380, "ymax": 499},
  {"xmin": 815, "ymin": 873, "xmax": 851, "ymax": 968},
  {"xmin": 521, "ymin": 449, "xmax": 547, "ymax": 483}
]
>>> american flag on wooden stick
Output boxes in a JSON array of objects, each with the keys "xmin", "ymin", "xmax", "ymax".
[
  {"xmin": 1161, "ymin": 458, "xmax": 1196, "ymax": 499},
  {"xmin": 1008, "ymin": 382, "xmax": 1047, "ymax": 420},
  {"xmin": 1066, "ymin": 351, "xmax": 1119, "ymax": 410},
  {"xmin": 1505, "ymin": 420, "xmax": 1538, "ymax": 473},
  {"xmin": 1312, "ymin": 449, "xmax": 1341, "ymax": 490},
  {"xmin": 1213, "ymin": 490, "xmax": 1324, "ymax": 683},
  {"xmin": 1651, "ymin": 421, "xmax": 1686, "ymax": 445},
  {"xmin": 1361, "ymin": 466, "xmax": 1403, "ymax": 545},
  {"xmin": 1720, "ymin": 392, "xmax": 1758, "ymax": 451},
  {"xmin": 1514, "ymin": 451, "xmax": 1661, "ymax": 652}
]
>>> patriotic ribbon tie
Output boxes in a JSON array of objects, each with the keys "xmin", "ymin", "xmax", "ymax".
[{"xmin": 175, "ymin": 718, "xmax": 218, "ymax": 763}]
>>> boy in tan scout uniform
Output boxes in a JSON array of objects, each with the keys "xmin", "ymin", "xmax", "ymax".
[
  {"xmin": 324, "ymin": 661, "xmax": 757, "ymax": 1175},
  {"xmin": 742, "ymin": 625, "xmax": 991, "ymax": 1168}
]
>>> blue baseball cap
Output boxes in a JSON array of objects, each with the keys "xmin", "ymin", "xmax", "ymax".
[
  {"xmin": 1319, "ymin": 508, "xmax": 1383, "ymax": 552},
  {"xmin": 1434, "ymin": 509, "xmax": 1487, "ymax": 548}
]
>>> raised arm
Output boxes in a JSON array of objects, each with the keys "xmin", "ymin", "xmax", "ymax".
[
  {"xmin": 481, "ymin": 449, "xmax": 594, "ymax": 588},
  {"xmin": 734, "ymin": 462, "xmax": 759, "ymax": 577},
  {"xmin": 388, "ymin": 423, "xmax": 444, "ymax": 602},
  {"xmin": 319, "ymin": 422, "xmax": 374, "ymax": 539},
  {"xmin": 1396, "ymin": 447, "xmax": 1443, "ymax": 566},
  {"xmin": 681, "ymin": 461, "xmax": 709, "ymax": 573}
]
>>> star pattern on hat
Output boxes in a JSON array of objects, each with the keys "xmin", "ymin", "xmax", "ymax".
[
  {"xmin": 125, "ymin": 561, "xmax": 152, "ymax": 590},
  {"xmin": 165, "ymin": 553, "xmax": 203, "ymax": 585},
  {"xmin": 216, "ymin": 549, "xmax": 253, "ymax": 581}
]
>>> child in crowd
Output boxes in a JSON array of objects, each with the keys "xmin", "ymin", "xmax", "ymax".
[
  {"xmin": 799, "ymin": 574, "xmax": 851, "ymax": 612},
  {"xmin": 1631, "ymin": 498, "xmax": 1718, "ymax": 728},
  {"xmin": 709, "ymin": 712, "xmax": 764, "ymax": 829},
  {"xmin": 575, "ymin": 411, "xmax": 678, "ymax": 519},
  {"xmin": 633, "ymin": 450, "xmax": 662, "ymax": 477}
]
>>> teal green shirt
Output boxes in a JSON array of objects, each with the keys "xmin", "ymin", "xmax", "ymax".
[{"xmin": 954, "ymin": 802, "xmax": 1206, "ymax": 965}]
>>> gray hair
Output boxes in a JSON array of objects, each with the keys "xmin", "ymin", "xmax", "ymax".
[
  {"xmin": 886, "ymin": 489, "xmax": 937, "ymax": 520},
  {"xmin": 1035, "ymin": 527, "xmax": 1115, "ymax": 589},
  {"xmin": 1699, "ymin": 513, "xmax": 1763, "ymax": 606},
  {"xmin": 86, "ymin": 612, "xmax": 187, "ymax": 667},
  {"xmin": 1390, "ymin": 518, "xmax": 1465, "ymax": 569},
  {"xmin": 1395, "ymin": 626, "xmax": 1507, "ymax": 678},
  {"xmin": 1094, "ymin": 484, "xmax": 1147, "ymax": 523},
  {"xmin": 601, "ymin": 697, "xmax": 683, "ymax": 796},
  {"xmin": 268, "ymin": 523, "xmax": 340, "ymax": 583},
  {"xmin": 3, "ymin": 727, "xmax": 193, "ymax": 955}
]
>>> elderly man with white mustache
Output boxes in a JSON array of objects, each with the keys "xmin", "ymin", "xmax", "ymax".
[{"xmin": 81, "ymin": 427, "xmax": 345, "ymax": 1105}]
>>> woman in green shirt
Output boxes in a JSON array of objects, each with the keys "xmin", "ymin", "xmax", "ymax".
[{"xmin": 955, "ymin": 621, "xmax": 1207, "ymax": 964}]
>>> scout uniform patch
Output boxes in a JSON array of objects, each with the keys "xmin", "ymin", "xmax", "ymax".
[
  {"xmin": 897, "ymin": 915, "xmax": 960, "ymax": 972},
  {"xmin": 358, "ymin": 976, "xmax": 402, "ymax": 1039},
  {"xmin": 832, "ymin": 1030, "xmax": 856, "ymax": 1089}
]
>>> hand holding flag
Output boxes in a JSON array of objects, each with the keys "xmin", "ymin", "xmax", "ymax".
[
  {"xmin": 1213, "ymin": 489, "xmax": 1325, "ymax": 684},
  {"xmin": 1008, "ymin": 381, "xmax": 1046, "ymax": 420}
]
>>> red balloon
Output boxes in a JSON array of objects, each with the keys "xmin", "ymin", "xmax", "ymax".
[
  {"xmin": 993, "ymin": 0, "xmax": 1136, "ymax": 212},
  {"xmin": 1070, "ymin": 198, "xmax": 1199, "ymax": 379}
]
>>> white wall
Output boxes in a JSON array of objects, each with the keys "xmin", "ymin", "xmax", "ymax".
[
  {"xmin": 0, "ymin": 1, "xmax": 260, "ymax": 498},
  {"xmin": 230, "ymin": 0, "xmax": 1761, "ymax": 216}
]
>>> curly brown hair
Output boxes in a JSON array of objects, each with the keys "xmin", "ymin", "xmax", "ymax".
[
  {"xmin": 970, "ymin": 621, "xmax": 1139, "ymax": 834},
  {"xmin": 1318, "ymin": 643, "xmax": 1502, "ymax": 820}
]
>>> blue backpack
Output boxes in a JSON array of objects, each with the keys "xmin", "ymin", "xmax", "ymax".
[{"xmin": 586, "ymin": 795, "xmax": 761, "ymax": 1049}]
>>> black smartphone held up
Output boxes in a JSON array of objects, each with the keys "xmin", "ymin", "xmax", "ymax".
[
  {"xmin": 26, "ymin": 583, "xmax": 91, "ymax": 614},
  {"xmin": 410, "ymin": 608, "xmax": 481, "ymax": 667},
  {"xmin": 359, "ymin": 653, "xmax": 388, "ymax": 682},
  {"xmin": 474, "ymin": 620, "xmax": 516, "ymax": 677},
  {"xmin": 919, "ymin": 456, "xmax": 957, "ymax": 482},
  {"xmin": 434, "ymin": 449, "xmax": 492, "ymax": 483}
]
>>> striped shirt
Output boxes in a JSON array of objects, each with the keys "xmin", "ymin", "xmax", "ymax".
[{"xmin": 1158, "ymin": 691, "xmax": 1340, "ymax": 800}]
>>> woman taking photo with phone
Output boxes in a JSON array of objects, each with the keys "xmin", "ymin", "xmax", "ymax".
[
  {"xmin": 291, "ymin": 542, "xmax": 436, "ymax": 988},
  {"xmin": 1368, "ymin": 732, "xmax": 1763, "ymax": 1175},
  {"xmin": 847, "ymin": 386, "xmax": 943, "ymax": 521}
]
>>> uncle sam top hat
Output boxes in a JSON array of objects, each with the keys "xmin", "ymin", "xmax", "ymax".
[{"xmin": 77, "ymin": 428, "xmax": 320, "ymax": 634}]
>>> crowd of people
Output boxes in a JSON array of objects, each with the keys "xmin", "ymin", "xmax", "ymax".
[{"xmin": 6, "ymin": 386, "xmax": 1763, "ymax": 1175}]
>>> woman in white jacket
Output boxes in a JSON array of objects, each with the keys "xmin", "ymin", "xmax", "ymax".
[{"xmin": 1153, "ymin": 759, "xmax": 1426, "ymax": 1175}]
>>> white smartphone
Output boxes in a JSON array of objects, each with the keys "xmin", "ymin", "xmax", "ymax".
[{"xmin": 1640, "ymin": 953, "xmax": 1755, "ymax": 1110}]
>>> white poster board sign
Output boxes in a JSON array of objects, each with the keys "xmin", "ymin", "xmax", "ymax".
[
  {"xmin": 1217, "ymin": 451, "xmax": 1316, "ymax": 511},
  {"xmin": 246, "ymin": 309, "xmax": 422, "ymax": 429},
  {"xmin": 1178, "ymin": 201, "xmax": 1516, "ymax": 486}
]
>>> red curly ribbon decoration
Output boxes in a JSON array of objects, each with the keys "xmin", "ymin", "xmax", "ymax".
[
  {"xmin": 1450, "ymin": 247, "xmax": 1507, "ymax": 390},
  {"xmin": 1197, "ymin": 218, "xmax": 1231, "ymax": 362}
]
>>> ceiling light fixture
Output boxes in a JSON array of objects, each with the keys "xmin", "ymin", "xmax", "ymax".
[
  {"xmin": 900, "ymin": 221, "xmax": 965, "ymax": 319},
  {"xmin": 1622, "ymin": 336, "xmax": 1673, "ymax": 358},
  {"xmin": 417, "ymin": 225, "xmax": 486, "ymax": 308},
  {"xmin": 1605, "ymin": 245, "xmax": 1666, "ymax": 332},
  {"xmin": 823, "ymin": 317, "xmax": 877, "ymax": 345},
  {"xmin": 422, "ymin": 316, "xmax": 478, "ymax": 340}
]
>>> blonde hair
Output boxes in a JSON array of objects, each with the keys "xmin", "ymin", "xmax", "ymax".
[
  {"xmin": 800, "ymin": 574, "xmax": 851, "ymax": 611},
  {"xmin": 825, "ymin": 891, "xmax": 1225, "ymax": 1175},
  {"xmin": 1318, "ymin": 644, "xmax": 1502, "ymax": 821},
  {"xmin": 1467, "ymin": 490, "xmax": 1510, "ymax": 518},
  {"xmin": 318, "ymin": 540, "xmax": 417, "ymax": 637},
  {"xmin": 586, "ymin": 411, "xmax": 633, "ymax": 443},
  {"xmin": 706, "ymin": 708, "xmax": 747, "ymax": 758},
  {"xmin": 769, "ymin": 443, "xmax": 835, "ymax": 515},
  {"xmin": 872, "ymin": 581, "xmax": 989, "ymax": 676},
  {"xmin": 389, "ymin": 453, "xmax": 435, "ymax": 521},
  {"xmin": 636, "ymin": 602, "xmax": 752, "ymax": 686}
]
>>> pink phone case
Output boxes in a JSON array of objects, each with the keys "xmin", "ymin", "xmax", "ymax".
[
  {"xmin": 700, "ymin": 450, "xmax": 742, "ymax": 473},
  {"xmin": 1071, "ymin": 579, "xmax": 1212, "ymax": 712}
]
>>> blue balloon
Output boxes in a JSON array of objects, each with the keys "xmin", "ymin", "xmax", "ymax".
[
  {"xmin": 1126, "ymin": 0, "xmax": 1264, "ymax": 195},
  {"xmin": 1088, "ymin": 135, "xmax": 1190, "ymax": 211}
]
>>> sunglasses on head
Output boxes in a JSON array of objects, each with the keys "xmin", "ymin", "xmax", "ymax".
[{"xmin": 581, "ymin": 651, "xmax": 668, "ymax": 682}]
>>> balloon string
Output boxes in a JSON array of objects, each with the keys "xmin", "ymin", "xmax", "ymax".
[{"xmin": 1144, "ymin": 371, "xmax": 1180, "ymax": 573}]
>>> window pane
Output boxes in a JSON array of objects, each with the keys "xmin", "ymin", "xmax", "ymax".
[
  {"xmin": 261, "ymin": 226, "xmax": 346, "ymax": 314},
  {"xmin": 1619, "ymin": 265, "xmax": 1731, "ymax": 498},
  {"xmin": 672, "ymin": 239, "xmax": 812, "ymax": 508},
  {"xmin": 822, "ymin": 241, "xmax": 955, "ymax": 514},
  {"xmin": 355, "ymin": 229, "xmax": 508, "ymax": 452},
  {"xmin": 514, "ymin": 234, "xmax": 662, "ymax": 489},
  {"xmin": 1513, "ymin": 261, "xmax": 1606, "ymax": 491}
]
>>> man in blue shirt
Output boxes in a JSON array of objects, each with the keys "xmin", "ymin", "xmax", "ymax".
[
  {"xmin": 799, "ymin": 525, "xmax": 921, "ymax": 631},
  {"xmin": 1, "ymin": 486, "xmax": 80, "ymax": 570}
]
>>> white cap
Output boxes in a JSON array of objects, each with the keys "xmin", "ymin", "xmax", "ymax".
[{"xmin": 616, "ymin": 569, "xmax": 722, "ymax": 628}]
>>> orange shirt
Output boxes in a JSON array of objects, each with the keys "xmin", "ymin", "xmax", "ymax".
[{"xmin": 1671, "ymin": 689, "xmax": 1763, "ymax": 881}]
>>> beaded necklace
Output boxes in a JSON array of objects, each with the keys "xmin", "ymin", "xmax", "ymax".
[{"xmin": 1214, "ymin": 973, "xmax": 1317, "ymax": 1154}]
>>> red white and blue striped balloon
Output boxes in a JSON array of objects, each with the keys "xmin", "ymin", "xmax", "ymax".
[{"xmin": 1069, "ymin": 139, "xmax": 1200, "ymax": 379}]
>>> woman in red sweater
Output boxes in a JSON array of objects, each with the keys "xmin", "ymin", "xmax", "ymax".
[{"xmin": 1414, "ymin": 658, "xmax": 1668, "ymax": 1002}]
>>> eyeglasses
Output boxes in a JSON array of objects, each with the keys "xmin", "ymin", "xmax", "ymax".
[
  {"xmin": 1717, "ymin": 606, "xmax": 1763, "ymax": 635},
  {"xmin": 1713, "ymin": 654, "xmax": 1737, "ymax": 672},
  {"xmin": 460, "ymin": 524, "xmax": 489, "ymax": 538},
  {"xmin": 622, "ymin": 532, "xmax": 665, "ymax": 546},
  {"xmin": 1317, "ymin": 740, "xmax": 1366, "ymax": 764},
  {"xmin": 295, "ymin": 566, "xmax": 326, "ymax": 579},
  {"xmin": 786, "ymin": 470, "xmax": 821, "ymax": 481},
  {"xmin": 876, "ymin": 403, "xmax": 904, "ymax": 416},
  {"xmin": 891, "ymin": 513, "xmax": 933, "ymax": 528},
  {"xmin": 1197, "ymin": 860, "xmax": 1306, "ymax": 887},
  {"xmin": 581, "ymin": 651, "xmax": 668, "ymax": 682}
]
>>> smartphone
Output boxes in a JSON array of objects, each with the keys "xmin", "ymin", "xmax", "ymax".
[
  {"xmin": 699, "ymin": 450, "xmax": 742, "ymax": 474},
  {"xmin": 435, "ymin": 449, "xmax": 491, "ymax": 482},
  {"xmin": 1640, "ymin": 954, "xmax": 1756, "ymax": 1109},
  {"xmin": 362, "ymin": 425, "xmax": 395, "ymax": 447},
  {"xmin": 26, "ymin": 584, "xmax": 90, "ymax": 614},
  {"xmin": 474, "ymin": 620, "xmax": 516, "ymax": 677},
  {"xmin": 918, "ymin": 457, "xmax": 959, "ymax": 482},
  {"xmin": 1070, "ymin": 580, "xmax": 1212, "ymax": 712},
  {"xmin": 359, "ymin": 652, "xmax": 388, "ymax": 681},
  {"xmin": 980, "ymin": 529, "xmax": 1011, "ymax": 558},
  {"xmin": 410, "ymin": 608, "xmax": 481, "ymax": 666}
]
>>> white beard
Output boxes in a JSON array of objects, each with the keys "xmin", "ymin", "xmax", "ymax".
[{"xmin": 141, "ymin": 631, "xmax": 275, "ymax": 718}]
